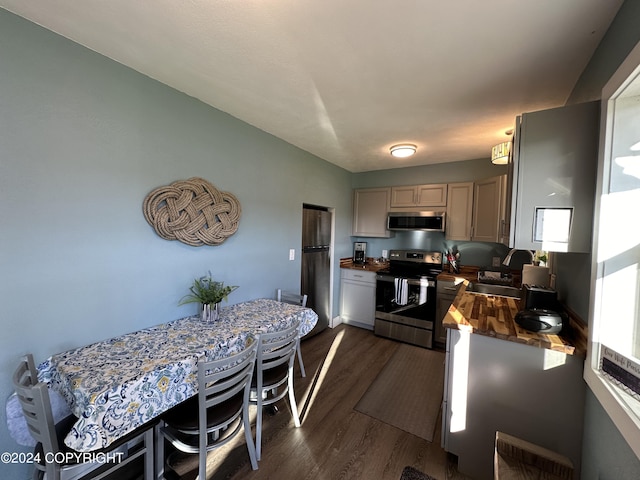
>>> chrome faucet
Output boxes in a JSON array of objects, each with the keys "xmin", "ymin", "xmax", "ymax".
[{"xmin": 502, "ymin": 248, "xmax": 535, "ymax": 266}]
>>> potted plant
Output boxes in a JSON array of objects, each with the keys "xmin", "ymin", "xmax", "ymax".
[{"xmin": 179, "ymin": 272, "xmax": 238, "ymax": 322}]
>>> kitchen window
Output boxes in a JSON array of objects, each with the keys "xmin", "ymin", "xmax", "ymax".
[{"xmin": 585, "ymin": 39, "xmax": 640, "ymax": 459}]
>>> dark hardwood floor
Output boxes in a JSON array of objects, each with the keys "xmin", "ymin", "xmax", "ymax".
[{"xmin": 164, "ymin": 324, "xmax": 472, "ymax": 480}]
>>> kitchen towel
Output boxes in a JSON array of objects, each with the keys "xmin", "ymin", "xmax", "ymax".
[
  {"xmin": 419, "ymin": 277, "xmax": 429, "ymax": 304},
  {"xmin": 395, "ymin": 278, "xmax": 408, "ymax": 305}
]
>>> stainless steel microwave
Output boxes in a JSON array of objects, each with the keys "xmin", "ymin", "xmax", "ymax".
[{"xmin": 387, "ymin": 211, "xmax": 446, "ymax": 232}]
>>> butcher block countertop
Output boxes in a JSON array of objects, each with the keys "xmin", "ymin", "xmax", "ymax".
[
  {"xmin": 437, "ymin": 265, "xmax": 523, "ymax": 287},
  {"xmin": 444, "ymin": 280, "xmax": 587, "ymax": 356},
  {"xmin": 437, "ymin": 265, "xmax": 479, "ymax": 283},
  {"xmin": 339, "ymin": 257, "xmax": 389, "ymax": 272}
]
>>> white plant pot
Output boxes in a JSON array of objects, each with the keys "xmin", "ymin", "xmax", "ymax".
[{"xmin": 201, "ymin": 303, "xmax": 220, "ymax": 322}]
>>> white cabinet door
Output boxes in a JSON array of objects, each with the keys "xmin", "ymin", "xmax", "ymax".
[
  {"xmin": 445, "ymin": 182, "xmax": 473, "ymax": 241},
  {"xmin": 390, "ymin": 184, "xmax": 447, "ymax": 209},
  {"xmin": 471, "ymin": 175, "xmax": 504, "ymax": 243},
  {"xmin": 447, "ymin": 179, "xmax": 509, "ymax": 243},
  {"xmin": 510, "ymin": 101, "xmax": 599, "ymax": 252},
  {"xmin": 416, "ymin": 184, "xmax": 447, "ymax": 207},
  {"xmin": 390, "ymin": 186, "xmax": 417, "ymax": 207},
  {"xmin": 340, "ymin": 270, "xmax": 376, "ymax": 329},
  {"xmin": 352, "ymin": 188, "xmax": 392, "ymax": 238}
]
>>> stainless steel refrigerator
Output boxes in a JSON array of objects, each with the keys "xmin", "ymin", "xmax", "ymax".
[{"xmin": 301, "ymin": 205, "xmax": 331, "ymax": 338}]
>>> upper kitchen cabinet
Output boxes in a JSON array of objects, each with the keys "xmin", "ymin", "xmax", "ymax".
[
  {"xmin": 446, "ymin": 176, "xmax": 509, "ymax": 243},
  {"xmin": 472, "ymin": 175, "xmax": 508, "ymax": 243},
  {"xmin": 352, "ymin": 187, "xmax": 393, "ymax": 237},
  {"xmin": 390, "ymin": 184, "xmax": 447, "ymax": 210},
  {"xmin": 445, "ymin": 182, "xmax": 474, "ymax": 241},
  {"xmin": 510, "ymin": 101, "xmax": 599, "ymax": 252}
]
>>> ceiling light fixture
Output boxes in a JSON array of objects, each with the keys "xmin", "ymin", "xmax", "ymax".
[
  {"xmin": 491, "ymin": 141, "xmax": 511, "ymax": 165},
  {"xmin": 390, "ymin": 144, "xmax": 417, "ymax": 158}
]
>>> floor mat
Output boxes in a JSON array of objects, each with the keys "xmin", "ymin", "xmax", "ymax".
[
  {"xmin": 354, "ymin": 343, "xmax": 445, "ymax": 442},
  {"xmin": 400, "ymin": 465, "xmax": 438, "ymax": 480}
]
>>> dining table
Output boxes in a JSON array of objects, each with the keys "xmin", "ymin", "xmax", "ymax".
[{"xmin": 37, "ymin": 298, "xmax": 318, "ymax": 452}]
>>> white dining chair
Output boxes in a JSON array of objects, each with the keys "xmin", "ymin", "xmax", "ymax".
[
  {"xmin": 156, "ymin": 342, "xmax": 259, "ymax": 479},
  {"xmin": 12, "ymin": 354, "xmax": 155, "ymax": 480},
  {"xmin": 250, "ymin": 320, "xmax": 301, "ymax": 461},
  {"xmin": 276, "ymin": 288, "xmax": 308, "ymax": 377}
]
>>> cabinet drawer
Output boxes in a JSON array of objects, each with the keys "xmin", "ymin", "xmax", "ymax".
[
  {"xmin": 437, "ymin": 281, "xmax": 461, "ymax": 295},
  {"xmin": 438, "ymin": 287, "xmax": 460, "ymax": 298},
  {"xmin": 341, "ymin": 268, "xmax": 376, "ymax": 283}
]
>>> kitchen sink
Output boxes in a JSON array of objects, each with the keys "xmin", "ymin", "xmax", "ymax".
[{"xmin": 466, "ymin": 282, "xmax": 522, "ymax": 298}]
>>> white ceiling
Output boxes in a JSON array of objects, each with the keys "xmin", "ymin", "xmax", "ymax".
[{"xmin": 1, "ymin": 1, "xmax": 623, "ymax": 172}]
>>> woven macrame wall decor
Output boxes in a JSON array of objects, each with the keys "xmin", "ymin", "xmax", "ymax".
[{"xmin": 143, "ymin": 177, "xmax": 241, "ymax": 247}]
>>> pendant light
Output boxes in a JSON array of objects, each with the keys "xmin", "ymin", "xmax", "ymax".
[{"xmin": 491, "ymin": 142, "xmax": 510, "ymax": 165}]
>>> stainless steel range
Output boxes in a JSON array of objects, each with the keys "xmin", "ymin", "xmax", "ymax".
[{"xmin": 374, "ymin": 249, "xmax": 443, "ymax": 349}]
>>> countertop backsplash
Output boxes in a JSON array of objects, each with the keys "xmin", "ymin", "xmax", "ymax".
[{"xmin": 352, "ymin": 231, "xmax": 511, "ymax": 270}]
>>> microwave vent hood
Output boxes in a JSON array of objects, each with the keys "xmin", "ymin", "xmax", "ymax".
[{"xmin": 387, "ymin": 211, "xmax": 446, "ymax": 232}]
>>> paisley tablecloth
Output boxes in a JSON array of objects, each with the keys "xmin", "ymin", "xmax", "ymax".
[{"xmin": 38, "ymin": 298, "xmax": 317, "ymax": 452}]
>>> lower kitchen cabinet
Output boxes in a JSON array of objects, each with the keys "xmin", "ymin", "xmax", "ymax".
[
  {"xmin": 435, "ymin": 279, "xmax": 461, "ymax": 344},
  {"xmin": 339, "ymin": 269, "xmax": 376, "ymax": 330},
  {"xmin": 442, "ymin": 328, "xmax": 586, "ymax": 480}
]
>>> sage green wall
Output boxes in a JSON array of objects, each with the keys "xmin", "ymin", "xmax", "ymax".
[
  {"xmin": 0, "ymin": 10, "xmax": 352, "ymax": 478},
  {"xmin": 556, "ymin": 0, "xmax": 640, "ymax": 322},
  {"xmin": 567, "ymin": 0, "xmax": 640, "ymax": 105},
  {"xmin": 564, "ymin": 1, "xmax": 640, "ymax": 478}
]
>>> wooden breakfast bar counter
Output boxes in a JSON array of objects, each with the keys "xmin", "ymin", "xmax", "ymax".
[
  {"xmin": 441, "ymin": 280, "xmax": 588, "ymax": 480},
  {"xmin": 443, "ymin": 280, "xmax": 586, "ymax": 356}
]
